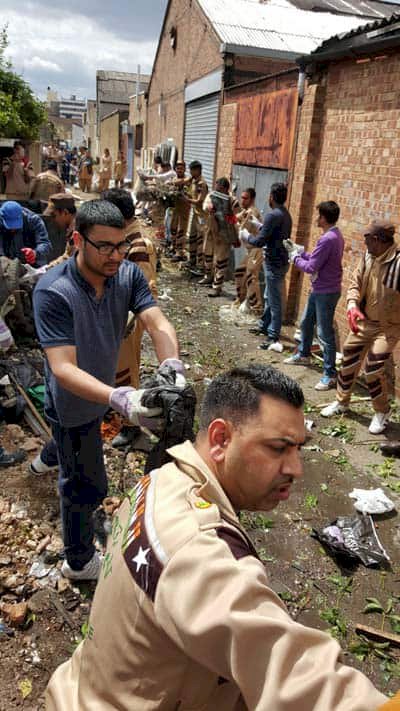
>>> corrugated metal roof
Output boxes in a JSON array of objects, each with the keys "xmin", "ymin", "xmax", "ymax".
[
  {"xmin": 312, "ymin": 9, "xmax": 400, "ymax": 50},
  {"xmin": 288, "ymin": 0, "xmax": 399, "ymax": 19},
  {"xmin": 198, "ymin": 0, "xmax": 371, "ymax": 54}
]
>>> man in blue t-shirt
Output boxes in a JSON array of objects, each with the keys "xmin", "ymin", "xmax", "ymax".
[
  {"xmin": 33, "ymin": 200, "xmax": 183, "ymax": 581},
  {"xmin": 241, "ymin": 182, "xmax": 292, "ymax": 348}
]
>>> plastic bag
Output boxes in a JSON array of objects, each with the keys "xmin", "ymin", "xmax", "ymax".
[
  {"xmin": 349, "ymin": 488, "xmax": 395, "ymax": 515},
  {"xmin": 312, "ymin": 513, "xmax": 390, "ymax": 567}
]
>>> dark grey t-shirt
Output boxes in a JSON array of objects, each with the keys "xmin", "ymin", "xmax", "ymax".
[{"xmin": 33, "ymin": 256, "xmax": 156, "ymax": 427}]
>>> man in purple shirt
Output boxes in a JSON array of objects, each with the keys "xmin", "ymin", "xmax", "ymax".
[{"xmin": 284, "ymin": 201, "xmax": 344, "ymax": 391}]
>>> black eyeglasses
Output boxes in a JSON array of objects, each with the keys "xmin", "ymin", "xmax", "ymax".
[{"xmin": 84, "ymin": 235, "xmax": 131, "ymax": 256}]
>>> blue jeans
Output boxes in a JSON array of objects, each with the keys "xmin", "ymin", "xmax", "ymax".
[
  {"xmin": 45, "ymin": 418, "xmax": 107, "ymax": 570},
  {"xmin": 299, "ymin": 291, "xmax": 341, "ymax": 378},
  {"xmin": 258, "ymin": 264, "xmax": 289, "ymax": 341}
]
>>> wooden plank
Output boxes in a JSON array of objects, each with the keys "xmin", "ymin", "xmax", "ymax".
[{"xmin": 356, "ymin": 623, "xmax": 400, "ymax": 647}]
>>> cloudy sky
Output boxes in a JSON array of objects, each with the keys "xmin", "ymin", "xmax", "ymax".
[{"xmin": 2, "ymin": 0, "xmax": 167, "ymax": 100}]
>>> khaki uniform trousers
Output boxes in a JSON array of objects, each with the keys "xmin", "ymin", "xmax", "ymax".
[
  {"xmin": 115, "ymin": 320, "xmax": 143, "ymax": 390},
  {"xmin": 203, "ymin": 216, "xmax": 230, "ymax": 290},
  {"xmin": 79, "ymin": 176, "xmax": 92, "ymax": 192},
  {"xmin": 170, "ymin": 200, "xmax": 190, "ymax": 256},
  {"xmin": 188, "ymin": 208, "xmax": 206, "ymax": 267},
  {"xmin": 337, "ymin": 319, "xmax": 400, "ymax": 413},
  {"xmin": 234, "ymin": 248, "xmax": 263, "ymax": 315}
]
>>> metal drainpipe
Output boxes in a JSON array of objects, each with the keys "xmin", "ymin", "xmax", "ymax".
[{"xmin": 286, "ymin": 65, "xmax": 306, "ymax": 207}]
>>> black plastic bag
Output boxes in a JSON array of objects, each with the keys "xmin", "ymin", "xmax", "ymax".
[{"xmin": 312, "ymin": 513, "xmax": 390, "ymax": 567}]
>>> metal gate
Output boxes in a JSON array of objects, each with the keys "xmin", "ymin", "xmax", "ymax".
[
  {"xmin": 184, "ymin": 93, "xmax": 219, "ymax": 187},
  {"xmin": 231, "ymin": 165, "xmax": 288, "ymax": 270},
  {"xmin": 231, "ymin": 165, "xmax": 288, "ymax": 215}
]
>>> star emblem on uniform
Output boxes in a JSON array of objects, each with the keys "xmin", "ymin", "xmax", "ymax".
[{"xmin": 132, "ymin": 546, "xmax": 150, "ymax": 572}]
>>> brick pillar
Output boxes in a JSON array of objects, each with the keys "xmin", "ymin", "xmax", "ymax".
[{"xmin": 286, "ymin": 78, "xmax": 326, "ymax": 321}]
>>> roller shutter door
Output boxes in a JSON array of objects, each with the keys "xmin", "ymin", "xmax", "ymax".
[{"xmin": 184, "ymin": 93, "xmax": 219, "ymax": 187}]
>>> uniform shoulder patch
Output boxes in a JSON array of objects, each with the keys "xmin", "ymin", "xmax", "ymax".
[
  {"xmin": 216, "ymin": 525, "xmax": 260, "ymax": 561},
  {"xmin": 122, "ymin": 474, "xmax": 164, "ymax": 601}
]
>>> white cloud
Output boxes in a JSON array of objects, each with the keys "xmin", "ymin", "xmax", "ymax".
[
  {"xmin": 25, "ymin": 56, "xmax": 62, "ymax": 73},
  {"xmin": 2, "ymin": 6, "xmax": 158, "ymax": 99}
]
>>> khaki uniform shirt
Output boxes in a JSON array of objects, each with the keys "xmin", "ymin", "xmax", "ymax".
[
  {"xmin": 189, "ymin": 175, "xmax": 208, "ymax": 217},
  {"xmin": 46, "ymin": 441, "xmax": 386, "ymax": 711},
  {"xmin": 347, "ymin": 243, "xmax": 400, "ymax": 328},
  {"xmin": 30, "ymin": 171, "xmax": 65, "ymax": 201}
]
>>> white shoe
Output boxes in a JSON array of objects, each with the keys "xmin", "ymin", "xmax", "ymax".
[
  {"xmin": 320, "ymin": 400, "xmax": 348, "ymax": 417},
  {"xmin": 29, "ymin": 453, "xmax": 59, "ymax": 476},
  {"xmin": 315, "ymin": 376, "xmax": 337, "ymax": 391},
  {"xmin": 61, "ymin": 551, "xmax": 103, "ymax": 581},
  {"xmin": 283, "ymin": 353, "xmax": 311, "ymax": 365},
  {"xmin": 369, "ymin": 412, "xmax": 390, "ymax": 435},
  {"xmin": 268, "ymin": 341, "xmax": 283, "ymax": 353}
]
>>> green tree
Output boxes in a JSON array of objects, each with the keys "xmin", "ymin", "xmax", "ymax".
[{"xmin": 0, "ymin": 25, "xmax": 47, "ymax": 140}]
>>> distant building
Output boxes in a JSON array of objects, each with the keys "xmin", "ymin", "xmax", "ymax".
[
  {"xmin": 59, "ymin": 95, "xmax": 86, "ymax": 121},
  {"xmin": 96, "ymin": 70, "xmax": 150, "ymax": 139}
]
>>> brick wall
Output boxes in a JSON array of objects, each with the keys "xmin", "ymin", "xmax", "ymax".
[
  {"xmin": 288, "ymin": 52, "xmax": 400, "ymax": 392},
  {"xmin": 147, "ymin": 0, "xmax": 223, "ymax": 154}
]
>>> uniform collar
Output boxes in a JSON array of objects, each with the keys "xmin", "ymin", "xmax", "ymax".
[{"xmin": 167, "ymin": 440, "xmax": 239, "ymax": 523}]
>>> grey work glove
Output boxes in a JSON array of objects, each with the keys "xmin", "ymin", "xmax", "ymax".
[
  {"xmin": 283, "ymin": 239, "xmax": 305, "ymax": 263},
  {"xmin": 159, "ymin": 358, "xmax": 186, "ymax": 388},
  {"xmin": 109, "ymin": 387, "xmax": 164, "ymax": 432}
]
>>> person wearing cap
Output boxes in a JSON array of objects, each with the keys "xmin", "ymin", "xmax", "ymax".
[
  {"xmin": 29, "ymin": 160, "xmax": 65, "ymax": 202},
  {"xmin": 184, "ymin": 161, "xmax": 209, "ymax": 272},
  {"xmin": 0, "ymin": 201, "xmax": 51, "ymax": 267},
  {"xmin": 321, "ymin": 219, "xmax": 400, "ymax": 434},
  {"xmin": 42, "ymin": 193, "xmax": 76, "ymax": 263}
]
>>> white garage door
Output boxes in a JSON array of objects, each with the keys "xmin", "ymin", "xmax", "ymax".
[{"xmin": 184, "ymin": 93, "xmax": 219, "ymax": 187}]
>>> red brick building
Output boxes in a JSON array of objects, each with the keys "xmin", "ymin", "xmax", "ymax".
[
  {"xmin": 146, "ymin": 0, "xmax": 369, "ymax": 189},
  {"xmin": 288, "ymin": 15, "xmax": 400, "ymax": 390}
]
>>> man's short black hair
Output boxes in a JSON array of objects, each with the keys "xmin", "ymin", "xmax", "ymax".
[
  {"xmin": 199, "ymin": 365, "xmax": 304, "ymax": 430},
  {"xmin": 216, "ymin": 177, "xmax": 230, "ymax": 191},
  {"xmin": 154, "ymin": 156, "xmax": 163, "ymax": 164},
  {"xmin": 75, "ymin": 200, "xmax": 124, "ymax": 238},
  {"xmin": 101, "ymin": 188, "xmax": 135, "ymax": 221},
  {"xmin": 270, "ymin": 183, "xmax": 287, "ymax": 205},
  {"xmin": 48, "ymin": 159, "xmax": 58, "ymax": 171},
  {"xmin": 189, "ymin": 160, "xmax": 202, "ymax": 171},
  {"xmin": 244, "ymin": 187, "xmax": 256, "ymax": 200},
  {"xmin": 317, "ymin": 201, "xmax": 340, "ymax": 225}
]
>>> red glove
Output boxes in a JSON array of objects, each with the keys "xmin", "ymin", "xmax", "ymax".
[
  {"xmin": 21, "ymin": 248, "xmax": 36, "ymax": 265},
  {"xmin": 347, "ymin": 306, "xmax": 365, "ymax": 334}
]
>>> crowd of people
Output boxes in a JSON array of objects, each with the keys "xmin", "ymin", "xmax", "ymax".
[
  {"xmin": 0, "ymin": 147, "xmax": 399, "ymax": 710},
  {"xmin": 1, "ymin": 140, "xmax": 128, "ymax": 200}
]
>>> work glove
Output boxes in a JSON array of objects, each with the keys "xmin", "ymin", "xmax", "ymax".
[
  {"xmin": 159, "ymin": 358, "xmax": 186, "ymax": 388},
  {"xmin": 249, "ymin": 216, "xmax": 263, "ymax": 230},
  {"xmin": 239, "ymin": 228, "xmax": 251, "ymax": 247},
  {"xmin": 283, "ymin": 239, "xmax": 304, "ymax": 263},
  {"xmin": 21, "ymin": 247, "xmax": 36, "ymax": 265},
  {"xmin": 109, "ymin": 387, "xmax": 164, "ymax": 431},
  {"xmin": 347, "ymin": 305, "xmax": 365, "ymax": 334}
]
